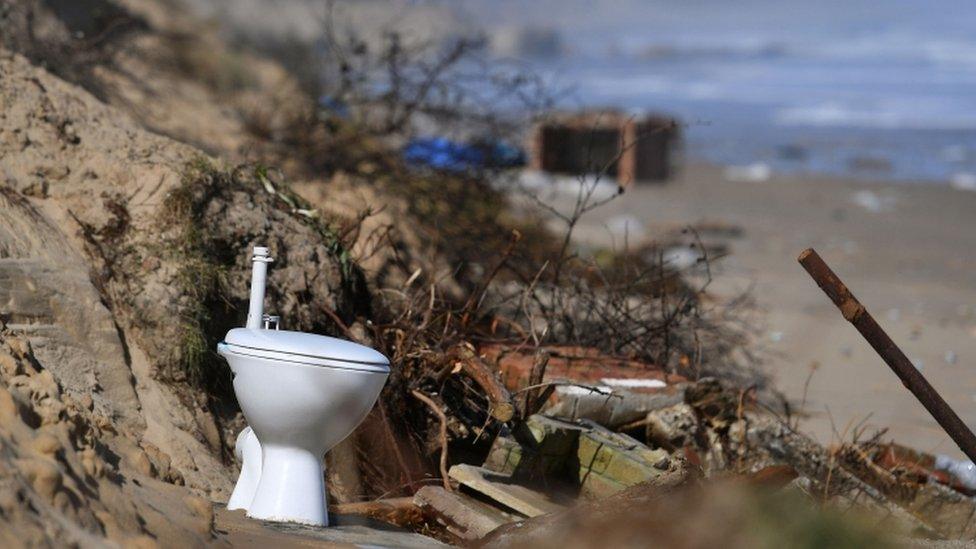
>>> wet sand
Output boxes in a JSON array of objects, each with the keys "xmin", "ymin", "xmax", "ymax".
[{"xmin": 538, "ymin": 163, "xmax": 976, "ymax": 458}]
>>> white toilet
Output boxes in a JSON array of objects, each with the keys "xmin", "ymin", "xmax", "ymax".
[{"xmin": 217, "ymin": 246, "xmax": 390, "ymax": 526}]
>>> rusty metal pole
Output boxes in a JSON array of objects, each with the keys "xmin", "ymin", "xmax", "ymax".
[{"xmin": 798, "ymin": 248, "xmax": 976, "ymax": 464}]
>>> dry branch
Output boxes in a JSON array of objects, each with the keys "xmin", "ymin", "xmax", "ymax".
[
  {"xmin": 445, "ymin": 343, "xmax": 515, "ymax": 422},
  {"xmin": 519, "ymin": 349, "xmax": 550, "ymax": 418},
  {"xmin": 411, "ymin": 389, "xmax": 453, "ymax": 491}
]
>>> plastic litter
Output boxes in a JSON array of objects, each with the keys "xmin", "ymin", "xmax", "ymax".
[
  {"xmin": 935, "ymin": 454, "xmax": 976, "ymax": 491},
  {"xmin": 403, "ymin": 137, "xmax": 525, "ymax": 172},
  {"xmin": 723, "ymin": 162, "xmax": 771, "ymax": 182}
]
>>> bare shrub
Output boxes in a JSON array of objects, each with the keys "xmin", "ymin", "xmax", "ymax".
[{"xmin": 315, "ymin": 0, "xmax": 553, "ymax": 142}]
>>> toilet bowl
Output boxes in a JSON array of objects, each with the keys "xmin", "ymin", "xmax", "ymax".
[{"xmin": 218, "ymin": 246, "xmax": 390, "ymax": 526}]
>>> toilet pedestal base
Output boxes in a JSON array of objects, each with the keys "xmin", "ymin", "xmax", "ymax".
[
  {"xmin": 246, "ymin": 445, "xmax": 329, "ymax": 526},
  {"xmin": 227, "ymin": 427, "xmax": 262, "ymax": 511}
]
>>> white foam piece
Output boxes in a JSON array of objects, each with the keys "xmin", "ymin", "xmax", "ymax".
[
  {"xmin": 724, "ymin": 162, "xmax": 771, "ymax": 182},
  {"xmin": 517, "ymin": 170, "xmax": 621, "ymax": 201},
  {"xmin": 662, "ymin": 246, "xmax": 701, "ymax": 270},
  {"xmin": 599, "ymin": 378, "xmax": 667, "ymax": 389},
  {"xmin": 851, "ymin": 190, "xmax": 897, "ymax": 213},
  {"xmin": 605, "ymin": 214, "xmax": 646, "ymax": 240}
]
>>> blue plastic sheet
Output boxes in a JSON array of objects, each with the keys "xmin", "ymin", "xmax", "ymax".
[{"xmin": 403, "ymin": 137, "xmax": 525, "ymax": 172}]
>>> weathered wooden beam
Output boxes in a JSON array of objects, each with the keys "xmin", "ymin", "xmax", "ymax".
[
  {"xmin": 449, "ymin": 464, "xmax": 564, "ymax": 517},
  {"xmin": 414, "ymin": 486, "xmax": 517, "ymax": 541}
]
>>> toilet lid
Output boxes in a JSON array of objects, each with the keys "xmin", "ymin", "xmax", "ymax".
[{"xmin": 222, "ymin": 328, "xmax": 390, "ymax": 373}]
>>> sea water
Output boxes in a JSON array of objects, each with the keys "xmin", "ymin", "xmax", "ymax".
[{"xmin": 484, "ymin": 0, "xmax": 976, "ymax": 184}]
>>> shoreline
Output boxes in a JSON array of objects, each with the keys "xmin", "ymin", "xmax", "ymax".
[{"xmin": 691, "ymin": 154, "xmax": 976, "ymax": 192}]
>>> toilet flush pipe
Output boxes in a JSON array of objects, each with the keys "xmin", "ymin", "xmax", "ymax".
[{"xmin": 246, "ymin": 246, "xmax": 273, "ymax": 330}]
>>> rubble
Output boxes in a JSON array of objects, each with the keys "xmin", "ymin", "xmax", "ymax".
[
  {"xmin": 387, "ymin": 369, "xmax": 976, "ymax": 544},
  {"xmin": 449, "ymin": 464, "xmax": 565, "ymax": 517},
  {"xmin": 637, "ymin": 403, "xmax": 700, "ymax": 451},
  {"xmin": 486, "ymin": 344, "xmax": 687, "ymax": 427},
  {"xmin": 414, "ymin": 485, "xmax": 518, "ymax": 541},
  {"xmin": 337, "ymin": 321, "xmax": 976, "ymax": 546}
]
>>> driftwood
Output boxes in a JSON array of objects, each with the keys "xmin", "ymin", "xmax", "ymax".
[
  {"xmin": 442, "ymin": 343, "xmax": 515, "ymax": 422},
  {"xmin": 328, "ymin": 497, "xmax": 423, "ymax": 527}
]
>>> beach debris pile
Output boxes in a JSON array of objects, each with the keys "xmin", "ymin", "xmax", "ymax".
[{"xmin": 330, "ymin": 338, "xmax": 976, "ymax": 545}]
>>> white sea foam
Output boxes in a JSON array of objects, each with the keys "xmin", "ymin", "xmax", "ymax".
[
  {"xmin": 951, "ymin": 173, "xmax": 976, "ymax": 191},
  {"xmin": 774, "ymin": 103, "xmax": 976, "ymax": 131},
  {"xmin": 519, "ymin": 5, "xmax": 976, "ymax": 182}
]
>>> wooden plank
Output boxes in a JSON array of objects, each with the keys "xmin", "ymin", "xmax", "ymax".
[
  {"xmin": 329, "ymin": 497, "xmax": 416, "ymax": 515},
  {"xmin": 448, "ymin": 464, "xmax": 565, "ymax": 517},
  {"xmin": 328, "ymin": 497, "xmax": 422, "ymax": 527},
  {"xmin": 413, "ymin": 486, "xmax": 517, "ymax": 540}
]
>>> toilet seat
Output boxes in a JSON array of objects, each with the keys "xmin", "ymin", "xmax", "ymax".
[{"xmin": 221, "ymin": 328, "xmax": 390, "ymax": 373}]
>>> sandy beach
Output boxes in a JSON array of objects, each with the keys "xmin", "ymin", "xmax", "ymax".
[{"xmin": 544, "ymin": 163, "xmax": 976, "ymax": 458}]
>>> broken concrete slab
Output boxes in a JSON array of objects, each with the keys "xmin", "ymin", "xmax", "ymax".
[
  {"xmin": 903, "ymin": 483, "xmax": 976, "ymax": 539},
  {"xmin": 640, "ymin": 403, "xmax": 700, "ymax": 451},
  {"xmin": 576, "ymin": 423, "xmax": 672, "ymax": 498},
  {"xmin": 481, "ymin": 343, "xmax": 688, "ymax": 427},
  {"xmin": 449, "ymin": 464, "xmax": 565, "ymax": 517},
  {"xmin": 479, "ymin": 462, "xmax": 694, "ymax": 548},
  {"xmin": 484, "ymin": 344, "xmax": 684, "ymax": 394},
  {"xmin": 546, "ymin": 384, "xmax": 687, "ymax": 428},
  {"xmin": 485, "ymin": 414, "xmax": 673, "ymax": 498},
  {"xmin": 414, "ymin": 485, "xmax": 517, "ymax": 541},
  {"xmin": 484, "ymin": 415, "xmax": 589, "ymax": 480}
]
